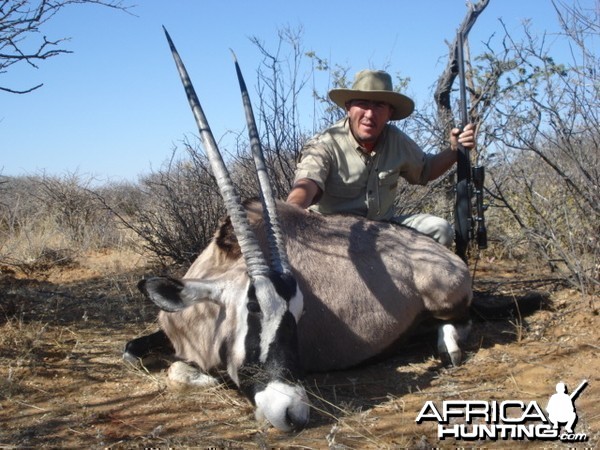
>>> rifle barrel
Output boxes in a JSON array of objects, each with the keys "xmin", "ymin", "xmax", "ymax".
[
  {"xmin": 570, "ymin": 379, "xmax": 588, "ymax": 400},
  {"xmin": 457, "ymin": 31, "xmax": 469, "ymax": 129}
]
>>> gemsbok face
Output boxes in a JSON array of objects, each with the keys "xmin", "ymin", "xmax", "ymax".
[
  {"xmin": 135, "ymin": 28, "xmax": 310, "ymax": 431},
  {"xmin": 138, "ymin": 270, "xmax": 308, "ymax": 430}
]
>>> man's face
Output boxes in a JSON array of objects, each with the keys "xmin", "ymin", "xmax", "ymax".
[{"xmin": 346, "ymin": 99, "xmax": 393, "ymax": 146}]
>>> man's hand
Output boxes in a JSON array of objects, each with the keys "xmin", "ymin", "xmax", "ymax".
[{"xmin": 450, "ymin": 123, "xmax": 476, "ymax": 151}]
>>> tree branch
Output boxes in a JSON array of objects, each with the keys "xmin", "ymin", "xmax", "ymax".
[
  {"xmin": 0, "ymin": 0, "xmax": 133, "ymax": 94},
  {"xmin": 434, "ymin": 0, "xmax": 490, "ymax": 139}
]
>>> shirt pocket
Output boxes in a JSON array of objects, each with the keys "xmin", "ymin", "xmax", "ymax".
[{"xmin": 378, "ymin": 169, "xmax": 400, "ymax": 191}]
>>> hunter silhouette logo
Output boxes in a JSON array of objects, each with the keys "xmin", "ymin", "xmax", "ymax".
[
  {"xmin": 546, "ymin": 380, "xmax": 587, "ymax": 434},
  {"xmin": 415, "ymin": 379, "xmax": 589, "ymax": 442}
]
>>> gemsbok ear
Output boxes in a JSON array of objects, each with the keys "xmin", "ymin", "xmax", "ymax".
[{"xmin": 138, "ymin": 277, "xmax": 224, "ymax": 312}]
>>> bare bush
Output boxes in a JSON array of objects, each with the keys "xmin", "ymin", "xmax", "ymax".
[
  {"xmin": 0, "ymin": 173, "xmax": 120, "ymax": 273},
  {"xmin": 37, "ymin": 172, "xmax": 119, "ymax": 246},
  {"xmin": 245, "ymin": 26, "xmax": 313, "ymax": 197},
  {"xmin": 104, "ymin": 146, "xmax": 226, "ymax": 266},
  {"xmin": 1, "ymin": 175, "xmax": 65, "ymax": 272},
  {"xmin": 480, "ymin": 2, "xmax": 600, "ymax": 293}
]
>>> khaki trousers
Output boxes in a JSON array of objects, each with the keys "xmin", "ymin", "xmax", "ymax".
[{"xmin": 392, "ymin": 213, "xmax": 454, "ymax": 248}]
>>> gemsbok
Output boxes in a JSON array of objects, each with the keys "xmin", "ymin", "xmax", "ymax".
[{"xmin": 124, "ymin": 28, "xmax": 473, "ymax": 432}]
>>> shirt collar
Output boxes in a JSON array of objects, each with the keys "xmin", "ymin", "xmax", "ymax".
[{"xmin": 343, "ymin": 117, "xmax": 389, "ymax": 154}]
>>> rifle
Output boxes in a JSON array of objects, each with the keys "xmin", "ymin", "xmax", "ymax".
[
  {"xmin": 569, "ymin": 379, "xmax": 588, "ymax": 401},
  {"xmin": 454, "ymin": 29, "xmax": 487, "ymax": 262}
]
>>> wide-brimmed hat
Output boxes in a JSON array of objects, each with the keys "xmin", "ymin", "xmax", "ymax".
[{"xmin": 329, "ymin": 70, "xmax": 414, "ymax": 120}]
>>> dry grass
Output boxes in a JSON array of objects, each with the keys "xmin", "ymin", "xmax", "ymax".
[{"xmin": 0, "ymin": 251, "xmax": 598, "ymax": 448}]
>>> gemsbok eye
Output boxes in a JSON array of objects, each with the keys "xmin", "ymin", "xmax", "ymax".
[{"xmin": 247, "ymin": 301, "xmax": 261, "ymax": 314}]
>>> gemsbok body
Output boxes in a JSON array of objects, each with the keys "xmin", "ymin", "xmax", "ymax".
[{"xmin": 125, "ymin": 28, "xmax": 472, "ymax": 432}]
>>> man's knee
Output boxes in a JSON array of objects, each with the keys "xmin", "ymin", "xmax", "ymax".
[
  {"xmin": 395, "ymin": 213, "xmax": 454, "ymax": 247},
  {"xmin": 430, "ymin": 217, "xmax": 454, "ymax": 247}
]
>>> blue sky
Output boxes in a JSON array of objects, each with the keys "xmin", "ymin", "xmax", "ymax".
[{"xmin": 1, "ymin": 0, "xmax": 575, "ymax": 183}]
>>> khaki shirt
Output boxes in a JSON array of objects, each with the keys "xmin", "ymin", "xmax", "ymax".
[{"xmin": 294, "ymin": 118, "xmax": 432, "ymax": 220}]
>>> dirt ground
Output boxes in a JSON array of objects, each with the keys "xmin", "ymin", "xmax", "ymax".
[{"xmin": 0, "ymin": 250, "xmax": 598, "ymax": 449}]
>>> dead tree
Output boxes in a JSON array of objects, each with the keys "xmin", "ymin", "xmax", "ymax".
[{"xmin": 434, "ymin": 0, "xmax": 490, "ymax": 142}]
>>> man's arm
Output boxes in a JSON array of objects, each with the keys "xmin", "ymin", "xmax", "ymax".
[{"xmin": 286, "ymin": 178, "xmax": 322, "ymax": 209}]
